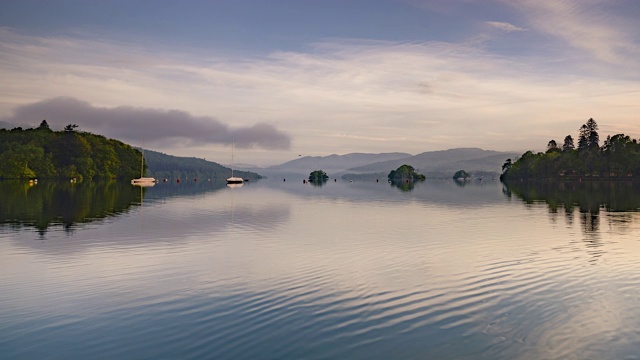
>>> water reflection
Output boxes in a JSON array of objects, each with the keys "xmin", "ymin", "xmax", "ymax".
[
  {"xmin": 0, "ymin": 179, "xmax": 241, "ymax": 235},
  {"xmin": 5, "ymin": 178, "xmax": 640, "ymax": 358},
  {"xmin": 503, "ymin": 180, "xmax": 640, "ymax": 263},
  {"xmin": 262, "ymin": 178, "xmax": 505, "ymax": 208},
  {"xmin": 503, "ymin": 181, "xmax": 640, "ymax": 213},
  {"xmin": 1, "ymin": 179, "xmax": 291, "ymax": 254},
  {"xmin": 0, "ymin": 180, "xmax": 142, "ymax": 235},
  {"xmin": 389, "ymin": 179, "xmax": 416, "ymax": 191}
]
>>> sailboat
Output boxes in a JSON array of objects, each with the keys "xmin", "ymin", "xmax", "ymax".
[
  {"xmin": 131, "ymin": 148, "xmax": 156, "ymax": 186},
  {"xmin": 227, "ymin": 139, "xmax": 243, "ymax": 185}
]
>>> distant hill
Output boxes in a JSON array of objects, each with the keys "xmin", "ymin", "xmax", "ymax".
[
  {"xmin": 267, "ymin": 152, "xmax": 412, "ymax": 174},
  {"xmin": 144, "ymin": 149, "xmax": 262, "ymax": 180},
  {"xmin": 346, "ymin": 148, "xmax": 520, "ymax": 178}
]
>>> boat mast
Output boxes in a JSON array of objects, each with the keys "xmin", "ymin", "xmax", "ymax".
[{"xmin": 141, "ymin": 148, "xmax": 145, "ymax": 177}]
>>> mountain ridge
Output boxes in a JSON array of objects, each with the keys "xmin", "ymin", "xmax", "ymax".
[{"xmin": 256, "ymin": 148, "xmax": 519, "ymax": 179}]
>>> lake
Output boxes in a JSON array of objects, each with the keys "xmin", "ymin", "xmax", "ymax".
[{"xmin": 2, "ymin": 178, "xmax": 640, "ymax": 359}]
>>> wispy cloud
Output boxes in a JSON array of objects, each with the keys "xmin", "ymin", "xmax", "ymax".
[
  {"xmin": 507, "ymin": 0, "xmax": 640, "ymax": 65},
  {"xmin": 0, "ymin": 22, "xmax": 638, "ymax": 163},
  {"xmin": 485, "ymin": 21, "xmax": 526, "ymax": 32}
]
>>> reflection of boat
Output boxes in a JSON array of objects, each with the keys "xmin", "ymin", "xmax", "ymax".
[
  {"xmin": 227, "ymin": 182, "xmax": 243, "ymax": 188},
  {"xmin": 226, "ymin": 139, "xmax": 243, "ymax": 185},
  {"xmin": 132, "ymin": 148, "xmax": 156, "ymax": 186}
]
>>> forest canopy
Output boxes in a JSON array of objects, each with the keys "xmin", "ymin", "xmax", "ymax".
[
  {"xmin": 501, "ymin": 118, "xmax": 640, "ymax": 181},
  {"xmin": 0, "ymin": 121, "xmax": 142, "ymax": 180}
]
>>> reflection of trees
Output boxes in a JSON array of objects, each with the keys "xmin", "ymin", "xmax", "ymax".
[
  {"xmin": 581, "ymin": 212, "xmax": 600, "ymax": 233},
  {"xmin": 580, "ymin": 212, "xmax": 603, "ymax": 264},
  {"xmin": 564, "ymin": 205, "xmax": 574, "ymax": 226},
  {"xmin": 453, "ymin": 179, "xmax": 468, "ymax": 187},
  {"xmin": 309, "ymin": 179, "xmax": 327, "ymax": 187},
  {"xmin": 389, "ymin": 179, "xmax": 415, "ymax": 192},
  {"xmin": 502, "ymin": 181, "xmax": 640, "ymax": 263},
  {"xmin": 503, "ymin": 181, "xmax": 640, "ymax": 213},
  {"xmin": 0, "ymin": 180, "xmax": 141, "ymax": 235},
  {"xmin": 511, "ymin": 181, "xmax": 640, "ymax": 226}
]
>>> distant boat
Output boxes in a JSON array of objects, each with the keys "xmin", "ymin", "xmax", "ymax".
[
  {"xmin": 132, "ymin": 148, "xmax": 156, "ymax": 186},
  {"xmin": 131, "ymin": 177, "xmax": 156, "ymax": 186},
  {"xmin": 226, "ymin": 176, "xmax": 243, "ymax": 184},
  {"xmin": 227, "ymin": 138, "xmax": 244, "ymax": 185}
]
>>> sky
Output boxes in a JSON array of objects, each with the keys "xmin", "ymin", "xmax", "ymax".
[{"xmin": 1, "ymin": 0, "xmax": 639, "ymax": 166}]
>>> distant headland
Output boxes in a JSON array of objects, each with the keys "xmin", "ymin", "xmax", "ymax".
[
  {"xmin": 0, "ymin": 120, "xmax": 261, "ymax": 181},
  {"xmin": 501, "ymin": 118, "xmax": 640, "ymax": 181}
]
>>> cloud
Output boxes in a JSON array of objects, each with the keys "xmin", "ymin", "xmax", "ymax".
[
  {"xmin": 0, "ymin": 20, "xmax": 638, "ymax": 165},
  {"xmin": 1, "ymin": 97, "xmax": 291, "ymax": 150},
  {"xmin": 485, "ymin": 21, "xmax": 526, "ymax": 32},
  {"xmin": 508, "ymin": 0, "xmax": 640, "ymax": 65},
  {"xmin": 0, "ymin": 120, "xmax": 18, "ymax": 129}
]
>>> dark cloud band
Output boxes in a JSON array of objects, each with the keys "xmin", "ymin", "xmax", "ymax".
[{"xmin": 1, "ymin": 97, "xmax": 291, "ymax": 150}]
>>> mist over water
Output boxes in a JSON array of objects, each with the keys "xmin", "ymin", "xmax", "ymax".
[{"xmin": 2, "ymin": 179, "xmax": 640, "ymax": 359}]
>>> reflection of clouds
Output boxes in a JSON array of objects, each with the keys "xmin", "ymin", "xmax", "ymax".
[
  {"xmin": 6, "ymin": 180, "xmax": 640, "ymax": 358},
  {"xmin": 8, "ymin": 184, "xmax": 291, "ymax": 255},
  {"xmin": 512, "ymin": 286, "xmax": 628, "ymax": 360},
  {"xmin": 265, "ymin": 178, "xmax": 505, "ymax": 208}
]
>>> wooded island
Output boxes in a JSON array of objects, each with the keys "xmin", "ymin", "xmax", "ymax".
[{"xmin": 501, "ymin": 118, "xmax": 640, "ymax": 181}]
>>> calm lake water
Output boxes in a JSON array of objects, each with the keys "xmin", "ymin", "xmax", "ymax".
[{"xmin": 2, "ymin": 178, "xmax": 640, "ymax": 359}]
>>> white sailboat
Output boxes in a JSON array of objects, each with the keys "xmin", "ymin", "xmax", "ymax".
[
  {"xmin": 227, "ymin": 139, "xmax": 243, "ymax": 185},
  {"xmin": 131, "ymin": 148, "xmax": 156, "ymax": 186}
]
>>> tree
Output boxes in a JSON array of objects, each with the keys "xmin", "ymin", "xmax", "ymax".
[
  {"xmin": 585, "ymin": 118, "xmax": 599, "ymax": 149},
  {"xmin": 578, "ymin": 124, "xmax": 589, "ymax": 150},
  {"xmin": 453, "ymin": 170, "xmax": 470, "ymax": 179},
  {"xmin": 38, "ymin": 120, "xmax": 51, "ymax": 130},
  {"xmin": 562, "ymin": 135, "xmax": 575, "ymax": 151},
  {"xmin": 547, "ymin": 139, "xmax": 559, "ymax": 152},
  {"xmin": 64, "ymin": 124, "xmax": 79, "ymax": 132},
  {"xmin": 388, "ymin": 164, "xmax": 425, "ymax": 182},
  {"xmin": 309, "ymin": 170, "xmax": 329, "ymax": 183},
  {"xmin": 502, "ymin": 158, "xmax": 512, "ymax": 173}
]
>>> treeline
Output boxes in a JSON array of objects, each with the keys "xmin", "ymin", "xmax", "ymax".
[
  {"xmin": 144, "ymin": 149, "xmax": 262, "ymax": 180},
  {"xmin": 501, "ymin": 118, "xmax": 640, "ymax": 181},
  {"xmin": 0, "ymin": 121, "xmax": 141, "ymax": 180}
]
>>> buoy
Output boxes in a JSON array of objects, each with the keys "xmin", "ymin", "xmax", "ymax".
[{"xmin": 177, "ymin": 179, "xmax": 180, "ymax": 183}]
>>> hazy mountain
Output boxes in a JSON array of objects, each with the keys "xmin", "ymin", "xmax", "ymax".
[
  {"xmin": 346, "ymin": 148, "xmax": 520, "ymax": 178},
  {"xmin": 143, "ymin": 149, "xmax": 262, "ymax": 180},
  {"xmin": 267, "ymin": 152, "xmax": 412, "ymax": 174}
]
